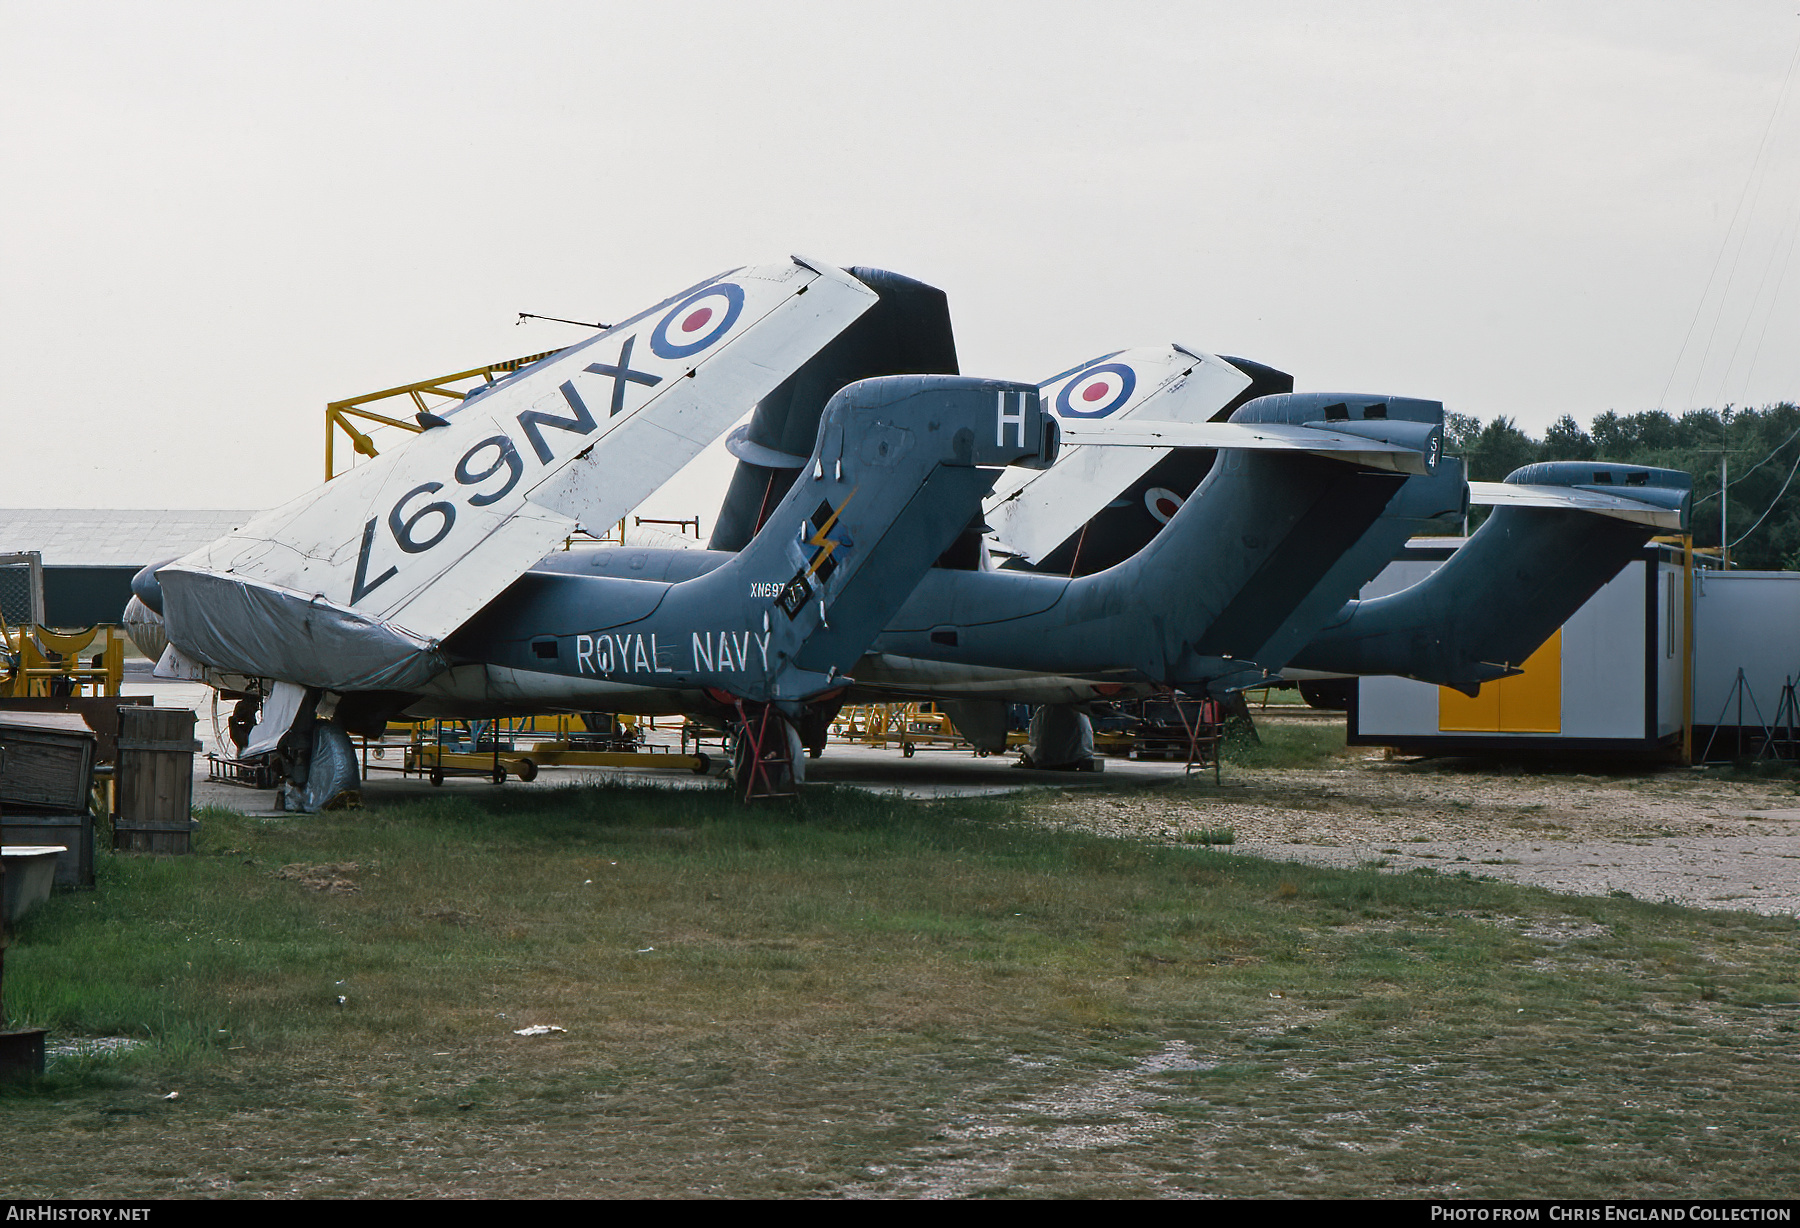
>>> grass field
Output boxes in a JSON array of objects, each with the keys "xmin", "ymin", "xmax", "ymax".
[{"xmin": 3, "ymin": 772, "xmax": 1797, "ymax": 1198}]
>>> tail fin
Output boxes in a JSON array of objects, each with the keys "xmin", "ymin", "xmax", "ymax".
[
  {"xmin": 1100, "ymin": 392, "xmax": 1449, "ymax": 682},
  {"xmin": 708, "ymin": 268, "xmax": 959, "ymax": 551},
  {"xmin": 1290, "ymin": 461, "xmax": 1692, "ymax": 693},
  {"xmin": 456, "ymin": 376, "xmax": 1056, "ymax": 704},
  {"xmin": 700, "ymin": 376, "xmax": 1053, "ymax": 697},
  {"xmin": 881, "ymin": 392, "xmax": 1447, "ymax": 692}
]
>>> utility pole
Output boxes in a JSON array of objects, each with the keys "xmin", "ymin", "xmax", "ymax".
[{"xmin": 1700, "ymin": 443, "xmax": 1746, "ymax": 570}]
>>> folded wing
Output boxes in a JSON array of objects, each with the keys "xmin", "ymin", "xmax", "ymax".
[
  {"xmin": 158, "ymin": 257, "xmax": 879, "ymax": 691},
  {"xmin": 984, "ymin": 345, "xmax": 1249, "ymax": 563}
]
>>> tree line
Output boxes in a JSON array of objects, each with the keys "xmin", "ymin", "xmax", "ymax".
[{"xmin": 1448, "ymin": 402, "xmax": 1800, "ymax": 570}]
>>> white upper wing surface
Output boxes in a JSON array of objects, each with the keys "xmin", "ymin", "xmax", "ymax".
[
  {"xmin": 984, "ymin": 346, "xmax": 1250, "ymax": 563},
  {"xmin": 1056, "ymin": 420, "xmax": 1436, "ymax": 475},
  {"xmin": 1468, "ymin": 481, "xmax": 1687, "ymax": 529},
  {"xmin": 159, "ymin": 258, "xmax": 878, "ymax": 690}
]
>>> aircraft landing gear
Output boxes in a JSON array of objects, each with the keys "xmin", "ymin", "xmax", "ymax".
[
  {"xmin": 728, "ymin": 702, "xmax": 802, "ymax": 800},
  {"xmin": 228, "ymin": 696, "xmax": 259, "ymax": 755},
  {"xmin": 276, "ymin": 719, "xmax": 363, "ymax": 812}
]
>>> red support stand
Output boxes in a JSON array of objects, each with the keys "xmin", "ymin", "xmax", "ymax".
[
  {"xmin": 733, "ymin": 700, "xmax": 798, "ymax": 801},
  {"xmin": 1167, "ymin": 689, "xmax": 1223, "ymax": 783}
]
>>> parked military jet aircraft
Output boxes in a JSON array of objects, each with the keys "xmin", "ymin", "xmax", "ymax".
[
  {"xmin": 130, "ymin": 258, "xmax": 1691, "ymax": 800},
  {"xmin": 126, "ymin": 261, "xmax": 904, "ymax": 793},
  {"xmin": 155, "ymin": 256, "xmax": 881, "ymax": 699},
  {"xmin": 150, "ymin": 365, "xmax": 1059, "ymax": 804}
]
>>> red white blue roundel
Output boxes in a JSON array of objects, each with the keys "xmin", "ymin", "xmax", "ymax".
[
  {"xmin": 1055, "ymin": 362, "xmax": 1137, "ymax": 419},
  {"xmin": 1145, "ymin": 487, "xmax": 1184, "ymax": 524},
  {"xmin": 650, "ymin": 283, "xmax": 745, "ymax": 360}
]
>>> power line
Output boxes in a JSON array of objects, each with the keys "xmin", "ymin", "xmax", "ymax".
[
  {"xmin": 1692, "ymin": 418, "xmax": 1800, "ymax": 507},
  {"xmin": 1659, "ymin": 29, "xmax": 1800, "ymax": 413},
  {"xmin": 1730, "ymin": 442, "xmax": 1800, "ymax": 548},
  {"xmin": 1733, "ymin": 180, "xmax": 1800, "ymax": 407}
]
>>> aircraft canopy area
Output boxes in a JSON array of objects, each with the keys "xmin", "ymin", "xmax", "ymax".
[{"xmin": 156, "ymin": 257, "xmax": 879, "ymax": 692}]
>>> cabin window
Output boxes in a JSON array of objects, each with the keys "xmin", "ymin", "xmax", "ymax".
[{"xmin": 1666, "ymin": 573, "xmax": 1676, "ymax": 659}]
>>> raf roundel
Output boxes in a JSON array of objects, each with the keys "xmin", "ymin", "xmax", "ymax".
[
  {"xmin": 1145, "ymin": 487, "xmax": 1185, "ymax": 525},
  {"xmin": 650, "ymin": 283, "xmax": 746, "ymax": 360},
  {"xmin": 1055, "ymin": 362, "xmax": 1137, "ymax": 419}
]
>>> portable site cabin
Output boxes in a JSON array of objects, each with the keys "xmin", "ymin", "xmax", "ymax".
[
  {"xmin": 1687, "ymin": 570, "xmax": 1800, "ymax": 759},
  {"xmin": 1348, "ymin": 539, "xmax": 1690, "ymax": 754}
]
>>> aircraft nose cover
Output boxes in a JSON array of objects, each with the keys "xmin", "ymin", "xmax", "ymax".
[{"xmin": 156, "ymin": 257, "xmax": 879, "ymax": 691}]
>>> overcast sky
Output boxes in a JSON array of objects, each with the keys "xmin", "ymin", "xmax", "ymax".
[{"xmin": 3, "ymin": 0, "xmax": 1798, "ymax": 516}]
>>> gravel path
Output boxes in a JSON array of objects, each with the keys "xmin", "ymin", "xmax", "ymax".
[{"xmin": 1035, "ymin": 745, "xmax": 1800, "ymax": 916}]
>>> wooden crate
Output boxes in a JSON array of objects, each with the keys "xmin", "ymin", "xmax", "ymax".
[
  {"xmin": 1, "ymin": 812, "xmax": 94, "ymax": 887},
  {"xmin": 0, "ymin": 712, "xmax": 96, "ymax": 812},
  {"xmin": 114, "ymin": 707, "xmax": 199, "ymax": 854},
  {"xmin": 0, "ymin": 1026, "xmax": 48, "ymax": 1080},
  {"xmin": 0, "ymin": 696, "xmax": 151, "ymax": 765}
]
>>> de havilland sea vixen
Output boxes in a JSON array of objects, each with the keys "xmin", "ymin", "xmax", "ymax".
[{"xmin": 125, "ymin": 258, "xmax": 1691, "ymax": 806}]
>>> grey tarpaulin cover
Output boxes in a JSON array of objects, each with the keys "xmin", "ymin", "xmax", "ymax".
[
  {"xmin": 295, "ymin": 723, "xmax": 361, "ymax": 813},
  {"xmin": 1025, "ymin": 705, "xmax": 1094, "ymax": 769},
  {"xmin": 158, "ymin": 568, "xmax": 445, "ymax": 692}
]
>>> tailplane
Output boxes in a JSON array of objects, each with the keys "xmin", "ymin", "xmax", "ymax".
[
  {"xmin": 1290, "ymin": 461, "xmax": 1692, "ymax": 693},
  {"xmin": 709, "ymin": 268, "xmax": 960, "ymax": 551}
]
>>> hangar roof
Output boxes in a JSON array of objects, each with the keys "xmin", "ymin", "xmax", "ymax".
[{"xmin": 0, "ymin": 509, "xmax": 254, "ymax": 567}]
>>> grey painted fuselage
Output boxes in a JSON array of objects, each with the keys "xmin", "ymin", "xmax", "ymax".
[{"xmin": 431, "ymin": 394, "xmax": 1451, "ymax": 715}]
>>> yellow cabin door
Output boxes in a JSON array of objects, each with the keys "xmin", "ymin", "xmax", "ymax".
[{"xmin": 1438, "ymin": 629, "xmax": 1562, "ymax": 733}]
